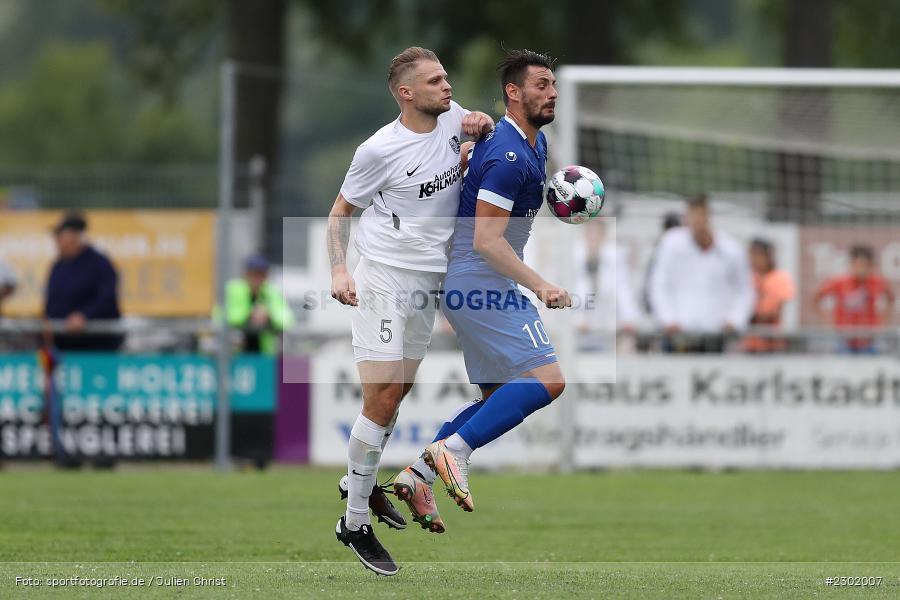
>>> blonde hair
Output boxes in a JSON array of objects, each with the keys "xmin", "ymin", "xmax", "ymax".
[{"xmin": 388, "ymin": 47, "xmax": 439, "ymax": 99}]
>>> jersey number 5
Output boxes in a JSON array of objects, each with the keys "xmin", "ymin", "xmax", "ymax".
[
  {"xmin": 522, "ymin": 320, "xmax": 550, "ymax": 348},
  {"xmin": 380, "ymin": 319, "xmax": 393, "ymax": 343}
]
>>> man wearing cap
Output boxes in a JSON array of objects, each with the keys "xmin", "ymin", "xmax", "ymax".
[
  {"xmin": 225, "ymin": 254, "xmax": 293, "ymax": 354},
  {"xmin": 45, "ymin": 213, "xmax": 124, "ymax": 351}
]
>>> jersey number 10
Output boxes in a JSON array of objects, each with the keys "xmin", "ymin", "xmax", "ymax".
[{"xmin": 522, "ymin": 320, "xmax": 550, "ymax": 348}]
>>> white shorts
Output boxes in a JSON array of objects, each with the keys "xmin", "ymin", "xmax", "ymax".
[{"xmin": 351, "ymin": 257, "xmax": 442, "ymax": 362}]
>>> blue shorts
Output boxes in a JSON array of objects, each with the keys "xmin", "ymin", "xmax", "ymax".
[{"xmin": 441, "ymin": 269, "xmax": 558, "ymax": 387}]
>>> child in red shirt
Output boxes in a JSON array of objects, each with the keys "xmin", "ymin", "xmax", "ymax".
[{"xmin": 815, "ymin": 245, "xmax": 895, "ymax": 353}]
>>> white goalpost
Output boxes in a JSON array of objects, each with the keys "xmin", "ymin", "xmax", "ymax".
[
  {"xmin": 549, "ymin": 66, "xmax": 900, "ymax": 469},
  {"xmin": 555, "ymin": 66, "xmax": 900, "ymax": 224},
  {"xmin": 556, "ymin": 66, "xmax": 900, "ymax": 170}
]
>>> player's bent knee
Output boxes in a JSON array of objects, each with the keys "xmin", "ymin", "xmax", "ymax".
[
  {"xmin": 526, "ymin": 363, "xmax": 566, "ymax": 400},
  {"xmin": 374, "ymin": 383, "xmax": 404, "ymax": 402},
  {"xmin": 361, "ymin": 382, "xmax": 404, "ymax": 425},
  {"xmin": 544, "ymin": 378, "xmax": 566, "ymax": 401},
  {"xmin": 362, "ymin": 399, "xmax": 402, "ymax": 427}
]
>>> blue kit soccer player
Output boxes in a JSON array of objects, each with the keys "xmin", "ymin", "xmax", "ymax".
[{"xmin": 395, "ymin": 49, "xmax": 570, "ymax": 520}]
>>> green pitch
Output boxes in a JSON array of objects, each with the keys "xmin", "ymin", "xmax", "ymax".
[{"xmin": 0, "ymin": 467, "xmax": 897, "ymax": 599}]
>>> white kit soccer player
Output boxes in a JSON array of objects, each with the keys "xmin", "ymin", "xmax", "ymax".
[
  {"xmin": 340, "ymin": 100, "xmax": 470, "ymax": 363},
  {"xmin": 328, "ymin": 46, "xmax": 492, "ymax": 576}
]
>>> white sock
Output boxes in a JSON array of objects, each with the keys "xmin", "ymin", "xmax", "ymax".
[
  {"xmin": 370, "ymin": 410, "xmax": 398, "ymax": 487},
  {"xmin": 444, "ymin": 433, "xmax": 474, "ymax": 461},
  {"xmin": 345, "ymin": 414, "xmax": 386, "ymax": 530},
  {"xmin": 381, "ymin": 410, "xmax": 398, "ymax": 452},
  {"xmin": 410, "ymin": 455, "xmax": 436, "ymax": 485}
]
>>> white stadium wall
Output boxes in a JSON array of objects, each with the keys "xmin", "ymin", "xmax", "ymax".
[{"xmin": 310, "ymin": 351, "xmax": 900, "ymax": 470}]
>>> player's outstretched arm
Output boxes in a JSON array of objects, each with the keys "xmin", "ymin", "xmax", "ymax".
[
  {"xmin": 327, "ymin": 193, "xmax": 359, "ymax": 306},
  {"xmin": 472, "ymin": 200, "xmax": 571, "ymax": 309}
]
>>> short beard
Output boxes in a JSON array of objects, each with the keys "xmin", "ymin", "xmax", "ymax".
[
  {"xmin": 524, "ymin": 97, "xmax": 554, "ymax": 128},
  {"xmin": 526, "ymin": 111, "xmax": 554, "ymax": 128},
  {"xmin": 419, "ymin": 101, "xmax": 451, "ymax": 117}
]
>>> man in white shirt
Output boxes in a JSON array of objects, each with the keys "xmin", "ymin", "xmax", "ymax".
[
  {"xmin": 649, "ymin": 196, "xmax": 754, "ymax": 353},
  {"xmin": 327, "ymin": 46, "xmax": 493, "ymax": 576}
]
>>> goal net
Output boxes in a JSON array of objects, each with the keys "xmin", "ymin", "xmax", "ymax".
[{"xmin": 554, "ymin": 67, "xmax": 900, "ymax": 336}]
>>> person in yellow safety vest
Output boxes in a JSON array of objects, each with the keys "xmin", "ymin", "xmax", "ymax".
[{"xmin": 224, "ymin": 254, "xmax": 294, "ymax": 354}]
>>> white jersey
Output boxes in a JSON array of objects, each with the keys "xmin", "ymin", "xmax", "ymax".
[{"xmin": 340, "ymin": 101, "xmax": 469, "ymax": 272}]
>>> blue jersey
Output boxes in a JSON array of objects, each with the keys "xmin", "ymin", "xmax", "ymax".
[
  {"xmin": 448, "ymin": 116, "xmax": 548, "ymax": 275},
  {"xmin": 441, "ymin": 116, "xmax": 557, "ymax": 386}
]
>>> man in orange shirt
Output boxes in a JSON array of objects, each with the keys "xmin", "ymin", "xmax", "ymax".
[
  {"xmin": 815, "ymin": 245, "xmax": 895, "ymax": 354},
  {"xmin": 744, "ymin": 239, "xmax": 795, "ymax": 353}
]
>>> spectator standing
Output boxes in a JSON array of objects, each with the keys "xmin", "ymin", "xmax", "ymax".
[
  {"xmin": 44, "ymin": 213, "xmax": 123, "ymax": 351},
  {"xmin": 641, "ymin": 211, "xmax": 681, "ymax": 316},
  {"xmin": 223, "ymin": 254, "xmax": 294, "ymax": 471},
  {"xmin": 814, "ymin": 245, "xmax": 895, "ymax": 354},
  {"xmin": 743, "ymin": 238, "xmax": 795, "ymax": 353},
  {"xmin": 225, "ymin": 254, "xmax": 294, "ymax": 354},
  {"xmin": 649, "ymin": 196, "xmax": 754, "ymax": 353}
]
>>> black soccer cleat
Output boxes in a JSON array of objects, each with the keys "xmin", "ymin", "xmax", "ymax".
[
  {"xmin": 335, "ymin": 516, "xmax": 400, "ymax": 576},
  {"xmin": 338, "ymin": 475, "xmax": 407, "ymax": 530}
]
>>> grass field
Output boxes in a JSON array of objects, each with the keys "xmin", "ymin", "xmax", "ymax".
[{"xmin": 0, "ymin": 466, "xmax": 898, "ymax": 599}]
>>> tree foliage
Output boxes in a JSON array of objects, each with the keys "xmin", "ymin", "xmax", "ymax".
[
  {"xmin": 0, "ymin": 41, "xmax": 213, "ymax": 165},
  {"xmin": 100, "ymin": 0, "xmax": 220, "ymax": 104},
  {"xmin": 754, "ymin": 0, "xmax": 900, "ymax": 67},
  {"xmin": 1, "ymin": 0, "xmax": 896, "ymax": 172},
  {"xmin": 299, "ymin": 0, "xmax": 688, "ymax": 69}
]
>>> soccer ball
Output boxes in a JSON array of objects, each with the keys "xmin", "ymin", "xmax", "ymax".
[{"xmin": 545, "ymin": 165, "xmax": 605, "ymax": 224}]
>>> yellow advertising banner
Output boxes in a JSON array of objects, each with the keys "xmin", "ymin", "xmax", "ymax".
[{"xmin": 0, "ymin": 210, "xmax": 214, "ymax": 317}]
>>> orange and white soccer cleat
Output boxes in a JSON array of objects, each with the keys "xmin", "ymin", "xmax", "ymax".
[
  {"xmin": 393, "ymin": 467, "xmax": 445, "ymax": 533},
  {"xmin": 424, "ymin": 439, "xmax": 474, "ymax": 512}
]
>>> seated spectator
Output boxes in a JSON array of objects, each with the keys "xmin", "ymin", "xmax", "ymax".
[
  {"xmin": 743, "ymin": 238, "xmax": 795, "ymax": 353},
  {"xmin": 44, "ymin": 213, "xmax": 123, "ymax": 351},
  {"xmin": 815, "ymin": 245, "xmax": 895, "ymax": 354},
  {"xmin": 649, "ymin": 195, "xmax": 754, "ymax": 353},
  {"xmin": 225, "ymin": 254, "xmax": 294, "ymax": 354}
]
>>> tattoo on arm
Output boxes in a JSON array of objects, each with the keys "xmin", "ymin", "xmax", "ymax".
[{"xmin": 327, "ymin": 215, "xmax": 351, "ymax": 268}]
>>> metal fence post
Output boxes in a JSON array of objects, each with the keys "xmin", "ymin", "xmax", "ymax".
[
  {"xmin": 249, "ymin": 154, "xmax": 267, "ymax": 255},
  {"xmin": 215, "ymin": 60, "xmax": 237, "ymax": 472}
]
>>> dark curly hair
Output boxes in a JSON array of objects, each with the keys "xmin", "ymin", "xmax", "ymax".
[{"xmin": 498, "ymin": 49, "xmax": 556, "ymax": 106}]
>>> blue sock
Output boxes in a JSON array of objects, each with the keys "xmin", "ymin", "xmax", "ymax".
[
  {"xmin": 432, "ymin": 400, "xmax": 485, "ymax": 442},
  {"xmin": 456, "ymin": 378, "xmax": 552, "ymax": 449}
]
